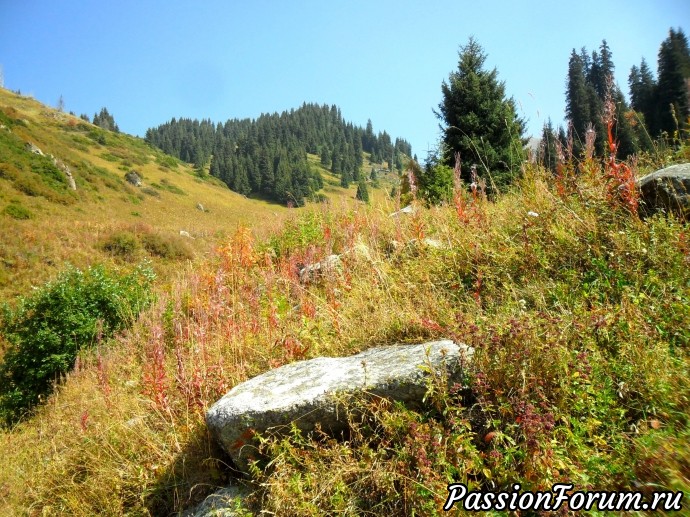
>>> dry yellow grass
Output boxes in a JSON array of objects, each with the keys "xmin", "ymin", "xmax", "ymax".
[
  {"xmin": 1, "ymin": 161, "xmax": 689, "ymax": 514},
  {"xmin": 8, "ymin": 88, "xmax": 686, "ymax": 516}
]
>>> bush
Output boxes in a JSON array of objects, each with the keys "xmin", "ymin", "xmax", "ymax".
[
  {"xmin": 14, "ymin": 175, "xmax": 47, "ymax": 197},
  {"xmin": 141, "ymin": 186, "xmax": 160, "ymax": 197},
  {"xmin": 88, "ymin": 129, "xmax": 107, "ymax": 145},
  {"xmin": 156, "ymin": 154, "xmax": 179, "ymax": 170},
  {"xmin": 159, "ymin": 178, "xmax": 186, "ymax": 195},
  {"xmin": 141, "ymin": 233, "xmax": 193, "ymax": 260},
  {"xmin": 2, "ymin": 202, "xmax": 34, "ymax": 220},
  {"xmin": 309, "ymin": 192, "xmax": 329, "ymax": 204},
  {"xmin": 0, "ymin": 264, "xmax": 155, "ymax": 425},
  {"xmin": 101, "ymin": 231, "xmax": 140, "ymax": 258}
]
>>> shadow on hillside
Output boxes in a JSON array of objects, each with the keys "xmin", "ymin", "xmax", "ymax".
[{"xmin": 143, "ymin": 426, "xmax": 244, "ymax": 516}]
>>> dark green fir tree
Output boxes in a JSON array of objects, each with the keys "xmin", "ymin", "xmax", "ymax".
[
  {"xmin": 436, "ymin": 37, "xmax": 526, "ymax": 190},
  {"xmin": 355, "ymin": 178, "xmax": 369, "ymax": 202}
]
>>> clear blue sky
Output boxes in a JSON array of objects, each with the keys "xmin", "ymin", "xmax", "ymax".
[{"xmin": 1, "ymin": 0, "xmax": 688, "ymax": 156}]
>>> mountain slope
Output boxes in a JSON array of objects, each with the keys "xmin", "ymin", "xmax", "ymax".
[{"xmin": 0, "ymin": 89, "xmax": 389, "ymax": 301}]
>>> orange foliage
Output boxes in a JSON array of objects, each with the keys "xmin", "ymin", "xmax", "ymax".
[{"xmin": 606, "ymin": 120, "xmax": 639, "ymax": 215}]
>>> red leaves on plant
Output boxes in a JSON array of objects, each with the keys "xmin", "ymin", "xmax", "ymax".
[
  {"xmin": 80, "ymin": 410, "xmax": 89, "ymax": 432},
  {"xmin": 606, "ymin": 120, "xmax": 639, "ymax": 215}
]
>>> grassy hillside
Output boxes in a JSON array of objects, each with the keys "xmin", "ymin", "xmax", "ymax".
[
  {"xmin": 0, "ymin": 88, "xmax": 385, "ymax": 302},
  {"xmin": 1, "ymin": 106, "xmax": 688, "ymax": 515}
]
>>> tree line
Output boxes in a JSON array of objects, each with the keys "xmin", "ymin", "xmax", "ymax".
[
  {"xmin": 145, "ymin": 103, "xmax": 412, "ymax": 205},
  {"xmin": 541, "ymin": 27, "xmax": 690, "ymax": 171},
  {"xmin": 78, "ymin": 107, "xmax": 120, "ymax": 133},
  {"xmin": 412, "ymin": 28, "xmax": 689, "ymax": 207}
]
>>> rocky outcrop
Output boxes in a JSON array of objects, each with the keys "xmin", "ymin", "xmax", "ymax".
[
  {"xmin": 182, "ymin": 485, "xmax": 250, "ymax": 517},
  {"xmin": 125, "ymin": 170, "xmax": 142, "ymax": 187},
  {"xmin": 50, "ymin": 155, "xmax": 76, "ymax": 191},
  {"xmin": 26, "ymin": 142, "xmax": 43, "ymax": 155},
  {"xmin": 206, "ymin": 340, "xmax": 473, "ymax": 473},
  {"xmin": 638, "ymin": 163, "xmax": 690, "ymax": 220},
  {"xmin": 23, "ymin": 142, "xmax": 77, "ymax": 190}
]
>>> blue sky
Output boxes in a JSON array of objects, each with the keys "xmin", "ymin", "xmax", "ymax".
[{"xmin": 1, "ymin": 1, "xmax": 688, "ymax": 156}]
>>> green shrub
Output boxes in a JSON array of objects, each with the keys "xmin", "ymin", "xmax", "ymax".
[
  {"xmin": 14, "ymin": 175, "xmax": 47, "ymax": 197},
  {"xmin": 2, "ymin": 203, "xmax": 34, "ymax": 220},
  {"xmin": 0, "ymin": 264, "xmax": 155, "ymax": 425},
  {"xmin": 309, "ymin": 192, "xmax": 329, "ymax": 204},
  {"xmin": 159, "ymin": 178, "xmax": 186, "ymax": 195},
  {"xmin": 31, "ymin": 158, "xmax": 67, "ymax": 186},
  {"xmin": 141, "ymin": 233, "xmax": 193, "ymax": 260},
  {"xmin": 156, "ymin": 154, "xmax": 179, "ymax": 170},
  {"xmin": 265, "ymin": 210, "xmax": 330, "ymax": 258},
  {"xmin": 88, "ymin": 129, "xmax": 107, "ymax": 145},
  {"xmin": 101, "ymin": 231, "xmax": 140, "ymax": 258},
  {"xmin": 141, "ymin": 186, "xmax": 160, "ymax": 197}
]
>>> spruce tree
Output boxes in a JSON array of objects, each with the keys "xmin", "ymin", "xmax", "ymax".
[
  {"xmin": 93, "ymin": 108, "xmax": 119, "ymax": 132},
  {"xmin": 356, "ymin": 178, "xmax": 369, "ymax": 202},
  {"xmin": 612, "ymin": 89, "xmax": 638, "ymax": 158},
  {"xmin": 589, "ymin": 41, "xmax": 615, "ymax": 99},
  {"xmin": 259, "ymin": 150, "xmax": 274, "ymax": 195},
  {"xmin": 274, "ymin": 157, "xmax": 292, "ymax": 204},
  {"xmin": 540, "ymin": 120, "xmax": 558, "ymax": 173},
  {"xmin": 656, "ymin": 28, "xmax": 690, "ymax": 136},
  {"xmin": 436, "ymin": 37, "xmax": 526, "ymax": 189},
  {"xmin": 320, "ymin": 146, "xmax": 330, "ymax": 167},
  {"xmin": 340, "ymin": 169, "xmax": 352, "ymax": 188},
  {"xmin": 417, "ymin": 154, "xmax": 453, "ymax": 205},
  {"xmin": 564, "ymin": 41, "xmax": 639, "ymax": 159},
  {"xmin": 565, "ymin": 50, "xmax": 593, "ymax": 157},
  {"xmin": 629, "ymin": 58, "xmax": 658, "ymax": 135}
]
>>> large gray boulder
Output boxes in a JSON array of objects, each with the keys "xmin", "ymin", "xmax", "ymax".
[
  {"xmin": 206, "ymin": 340, "xmax": 473, "ymax": 473},
  {"xmin": 638, "ymin": 163, "xmax": 690, "ymax": 220}
]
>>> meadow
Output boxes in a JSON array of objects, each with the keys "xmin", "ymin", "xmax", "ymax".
[{"xmin": 0, "ymin": 88, "xmax": 689, "ymax": 515}]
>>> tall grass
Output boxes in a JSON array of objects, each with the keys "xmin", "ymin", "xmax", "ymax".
[{"xmin": 1, "ymin": 140, "xmax": 689, "ymax": 515}]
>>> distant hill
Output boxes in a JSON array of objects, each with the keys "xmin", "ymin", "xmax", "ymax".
[
  {"xmin": 0, "ymin": 89, "xmax": 381, "ymax": 301},
  {"xmin": 145, "ymin": 103, "xmax": 412, "ymax": 205}
]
